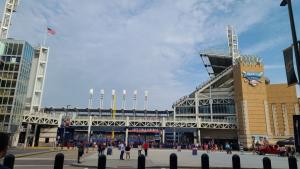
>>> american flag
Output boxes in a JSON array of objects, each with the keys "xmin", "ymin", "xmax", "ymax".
[{"xmin": 47, "ymin": 27, "xmax": 56, "ymax": 35}]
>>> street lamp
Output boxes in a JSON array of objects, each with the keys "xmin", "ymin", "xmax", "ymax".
[{"xmin": 280, "ymin": 0, "xmax": 300, "ymax": 80}]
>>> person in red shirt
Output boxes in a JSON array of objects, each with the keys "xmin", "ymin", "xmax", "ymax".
[{"xmin": 143, "ymin": 142, "xmax": 149, "ymax": 157}]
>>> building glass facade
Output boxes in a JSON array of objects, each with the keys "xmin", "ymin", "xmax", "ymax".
[{"xmin": 0, "ymin": 39, "xmax": 34, "ymax": 133}]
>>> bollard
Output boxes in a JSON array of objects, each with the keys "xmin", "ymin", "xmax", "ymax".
[
  {"xmin": 288, "ymin": 156, "xmax": 297, "ymax": 169},
  {"xmin": 3, "ymin": 154, "xmax": 15, "ymax": 169},
  {"xmin": 201, "ymin": 153, "xmax": 209, "ymax": 169},
  {"xmin": 170, "ymin": 153, "xmax": 177, "ymax": 169},
  {"xmin": 232, "ymin": 154, "xmax": 241, "ymax": 169},
  {"xmin": 137, "ymin": 154, "xmax": 145, "ymax": 169},
  {"xmin": 98, "ymin": 155, "xmax": 106, "ymax": 169},
  {"xmin": 53, "ymin": 153, "xmax": 64, "ymax": 169},
  {"xmin": 263, "ymin": 157, "xmax": 272, "ymax": 169}
]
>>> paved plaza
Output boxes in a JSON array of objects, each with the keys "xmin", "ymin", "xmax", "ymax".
[
  {"xmin": 73, "ymin": 148, "xmax": 300, "ymax": 169},
  {"xmin": 2, "ymin": 148, "xmax": 300, "ymax": 169}
]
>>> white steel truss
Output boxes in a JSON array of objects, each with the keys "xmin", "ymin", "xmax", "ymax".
[
  {"xmin": 176, "ymin": 97, "xmax": 234, "ymax": 107},
  {"xmin": 22, "ymin": 112, "xmax": 59, "ymax": 125},
  {"xmin": 22, "ymin": 112, "xmax": 237, "ymax": 129}
]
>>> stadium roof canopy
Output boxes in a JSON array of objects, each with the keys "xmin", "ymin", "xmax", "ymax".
[{"xmin": 200, "ymin": 53, "xmax": 232, "ymax": 76}]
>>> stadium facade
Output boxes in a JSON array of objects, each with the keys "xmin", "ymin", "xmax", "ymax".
[
  {"xmin": 173, "ymin": 27, "xmax": 298, "ymax": 147},
  {"xmin": 19, "ymin": 26, "xmax": 298, "ymax": 149}
]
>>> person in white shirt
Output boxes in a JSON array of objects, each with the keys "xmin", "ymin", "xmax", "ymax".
[
  {"xmin": 119, "ymin": 142, "xmax": 125, "ymax": 160},
  {"xmin": 138, "ymin": 144, "xmax": 142, "ymax": 156}
]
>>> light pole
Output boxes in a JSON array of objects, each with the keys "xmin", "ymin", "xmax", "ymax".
[
  {"xmin": 281, "ymin": 0, "xmax": 300, "ymax": 80},
  {"xmin": 87, "ymin": 88, "xmax": 93, "ymax": 152}
]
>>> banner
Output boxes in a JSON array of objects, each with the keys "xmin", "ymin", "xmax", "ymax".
[{"xmin": 283, "ymin": 46, "xmax": 298, "ymax": 85}]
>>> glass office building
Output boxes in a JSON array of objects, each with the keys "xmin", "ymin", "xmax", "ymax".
[{"xmin": 0, "ymin": 39, "xmax": 34, "ymax": 133}]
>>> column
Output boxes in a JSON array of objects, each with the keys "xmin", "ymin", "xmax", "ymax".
[
  {"xmin": 173, "ymin": 130, "xmax": 176, "ymax": 144},
  {"xmin": 198, "ymin": 128, "xmax": 201, "ymax": 145},
  {"xmin": 125, "ymin": 116, "xmax": 129, "ymax": 145},
  {"xmin": 282, "ymin": 104, "xmax": 290, "ymax": 136},
  {"xmin": 87, "ymin": 116, "xmax": 92, "ymax": 143},
  {"xmin": 294, "ymin": 104, "xmax": 299, "ymax": 115},
  {"xmin": 32, "ymin": 124, "xmax": 38, "ymax": 147},
  {"xmin": 162, "ymin": 128, "xmax": 165, "ymax": 144},
  {"xmin": 264, "ymin": 100, "xmax": 272, "ymax": 136},
  {"xmin": 193, "ymin": 131, "xmax": 197, "ymax": 144},
  {"xmin": 271, "ymin": 104, "xmax": 279, "ymax": 136},
  {"xmin": 24, "ymin": 124, "xmax": 31, "ymax": 147},
  {"xmin": 195, "ymin": 94, "xmax": 199, "ymax": 122},
  {"xmin": 125, "ymin": 128, "xmax": 128, "ymax": 145},
  {"xmin": 242, "ymin": 100, "xmax": 250, "ymax": 136}
]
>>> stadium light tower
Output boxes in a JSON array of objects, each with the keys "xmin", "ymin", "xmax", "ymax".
[
  {"xmin": 111, "ymin": 89, "xmax": 116, "ymax": 109},
  {"xmin": 88, "ymin": 88, "xmax": 94, "ymax": 109},
  {"xmin": 0, "ymin": 0, "xmax": 19, "ymax": 39},
  {"xmin": 133, "ymin": 90, "xmax": 138, "ymax": 110},
  {"xmin": 144, "ymin": 90, "xmax": 148, "ymax": 110},
  {"xmin": 122, "ymin": 90, "xmax": 126, "ymax": 110},
  {"xmin": 280, "ymin": 0, "xmax": 300, "ymax": 80},
  {"xmin": 100, "ymin": 89, "xmax": 104, "ymax": 109}
]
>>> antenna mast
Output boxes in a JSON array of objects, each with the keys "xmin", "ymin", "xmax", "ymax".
[{"xmin": 0, "ymin": 0, "xmax": 19, "ymax": 39}]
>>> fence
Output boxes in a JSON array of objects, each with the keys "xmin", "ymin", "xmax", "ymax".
[{"xmin": 1, "ymin": 152, "xmax": 299, "ymax": 169}]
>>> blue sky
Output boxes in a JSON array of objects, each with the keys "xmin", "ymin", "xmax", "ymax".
[{"xmin": 1, "ymin": 0, "xmax": 300, "ymax": 110}]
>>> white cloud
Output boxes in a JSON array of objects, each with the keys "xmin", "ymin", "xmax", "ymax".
[
  {"xmin": 243, "ymin": 36, "xmax": 288, "ymax": 55},
  {"xmin": 265, "ymin": 64, "xmax": 285, "ymax": 70},
  {"xmin": 3, "ymin": 0, "xmax": 278, "ymax": 109}
]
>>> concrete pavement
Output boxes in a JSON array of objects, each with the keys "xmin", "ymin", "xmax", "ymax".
[{"xmin": 73, "ymin": 148, "xmax": 300, "ymax": 169}]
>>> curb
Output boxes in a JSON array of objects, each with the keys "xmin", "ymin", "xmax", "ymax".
[{"xmin": 14, "ymin": 149, "xmax": 65, "ymax": 158}]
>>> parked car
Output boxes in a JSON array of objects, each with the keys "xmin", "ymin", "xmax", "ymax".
[
  {"xmin": 276, "ymin": 137, "xmax": 294, "ymax": 146},
  {"xmin": 256, "ymin": 145, "xmax": 285, "ymax": 155}
]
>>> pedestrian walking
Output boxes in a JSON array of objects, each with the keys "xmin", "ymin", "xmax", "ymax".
[
  {"xmin": 138, "ymin": 144, "xmax": 142, "ymax": 156},
  {"xmin": 77, "ymin": 141, "xmax": 84, "ymax": 163},
  {"xmin": 107, "ymin": 143, "xmax": 113, "ymax": 156},
  {"xmin": 97, "ymin": 143, "xmax": 102, "ymax": 155},
  {"xmin": 101, "ymin": 143, "xmax": 106, "ymax": 155},
  {"xmin": 143, "ymin": 142, "xmax": 149, "ymax": 157},
  {"xmin": 177, "ymin": 144, "xmax": 181, "ymax": 152},
  {"xmin": 125, "ymin": 144, "xmax": 131, "ymax": 159},
  {"xmin": 192, "ymin": 146, "xmax": 197, "ymax": 155},
  {"xmin": 239, "ymin": 142, "xmax": 244, "ymax": 155},
  {"xmin": 225, "ymin": 142, "xmax": 231, "ymax": 154},
  {"xmin": 0, "ymin": 132, "xmax": 10, "ymax": 169},
  {"xmin": 119, "ymin": 142, "xmax": 125, "ymax": 160}
]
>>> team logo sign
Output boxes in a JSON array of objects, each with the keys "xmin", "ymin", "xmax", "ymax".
[{"xmin": 242, "ymin": 71, "xmax": 263, "ymax": 86}]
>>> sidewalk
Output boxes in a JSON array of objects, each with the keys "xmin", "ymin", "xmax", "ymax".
[
  {"xmin": 72, "ymin": 148, "xmax": 300, "ymax": 169},
  {"xmin": 7, "ymin": 147, "xmax": 66, "ymax": 158}
]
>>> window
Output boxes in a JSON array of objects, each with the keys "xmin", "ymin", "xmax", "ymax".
[
  {"xmin": 12, "ymin": 44, "xmax": 17, "ymax": 55},
  {"xmin": 17, "ymin": 44, "xmax": 23, "ymax": 55},
  {"xmin": 7, "ymin": 43, "xmax": 13, "ymax": 55},
  {"xmin": 45, "ymin": 138, "xmax": 49, "ymax": 143}
]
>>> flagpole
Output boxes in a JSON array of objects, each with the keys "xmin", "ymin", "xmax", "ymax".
[{"xmin": 43, "ymin": 28, "xmax": 48, "ymax": 46}]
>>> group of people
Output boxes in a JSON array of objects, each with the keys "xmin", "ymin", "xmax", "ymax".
[{"xmin": 118, "ymin": 142, "xmax": 149, "ymax": 160}]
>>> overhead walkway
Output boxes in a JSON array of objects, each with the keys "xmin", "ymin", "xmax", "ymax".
[{"xmin": 22, "ymin": 111, "xmax": 237, "ymax": 129}]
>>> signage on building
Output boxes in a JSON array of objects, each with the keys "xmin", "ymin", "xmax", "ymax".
[
  {"xmin": 242, "ymin": 71, "xmax": 263, "ymax": 86},
  {"xmin": 283, "ymin": 45, "xmax": 298, "ymax": 85}
]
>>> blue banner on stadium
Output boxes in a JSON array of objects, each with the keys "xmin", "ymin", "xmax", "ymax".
[{"xmin": 283, "ymin": 45, "xmax": 298, "ymax": 85}]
